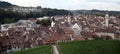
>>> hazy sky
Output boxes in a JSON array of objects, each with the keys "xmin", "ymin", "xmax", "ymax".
[{"xmin": 1, "ymin": 0, "xmax": 120, "ymax": 11}]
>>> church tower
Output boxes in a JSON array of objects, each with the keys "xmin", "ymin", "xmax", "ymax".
[
  {"xmin": 51, "ymin": 17, "xmax": 55, "ymax": 27},
  {"xmin": 105, "ymin": 13, "xmax": 109, "ymax": 27}
]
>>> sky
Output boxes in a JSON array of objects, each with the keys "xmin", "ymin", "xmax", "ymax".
[{"xmin": 1, "ymin": 0, "xmax": 120, "ymax": 11}]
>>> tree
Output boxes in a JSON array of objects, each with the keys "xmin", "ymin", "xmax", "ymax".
[
  {"xmin": 4, "ymin": 18, "xmax": 15, "ymax": 24},
  {"xmin": 36, "ymin": 19, "xmax": 51, "ymax": 27}
]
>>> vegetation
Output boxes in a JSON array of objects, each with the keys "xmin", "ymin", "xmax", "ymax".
[
  {"xmin": 0, "ymin": 1, "xmax": 14, "ymax": 8},
  {"xmin": 1, "ymin": 1, "xmax": 120, "ymax": 24},
  {"xmin": 0, "ymin": 8, "xmax": 70, "ymax": 24},
  {"xmin": 0, "ymin": 1, "xmax": 71, "ymax": 24},
  {"xmin": 8, "ymin": 45, "xmax": 52, "ymax": 54},
  {"xmin": 73, "ymin": 9, "xmax": 120, "ymax": 17},
  {"xmin": 0, "ymin": 9, "xmax": 22, "ymax": 24},
  {"xmin": 58, "ymin": 40, "xmax": 120, "ymax": 54},
  {"xmin": 36, "ymin": 19, "xmax": 51, "ymax": 27}
]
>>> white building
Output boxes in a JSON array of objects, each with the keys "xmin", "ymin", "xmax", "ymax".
[
  {"xmin": 17, "ymin": 20, "xmax": 36, "ymax": 30},
  {"xmin": 1, "ymin": 23, "xmax": 15, "ymax": 31},
  {"xmin": 95, "ymin": 32, "xmax": 115, "ymax": 39},
  {"xmin": 51, "ymin": 21, "xmax": 55, "ymax": 27},
  {"xmin": 37, "ymin": 16, "xmax": 49, "ymax": 21},
  {"xmin": 51, "ymin": 17, "xmax": 55, "ymax": 27},
  {"xmin": 72, "ymin": 23, "xmax": 82, "ymax": 36},
  {"xmin": 11, "ymin": 6, "xmax": 42, "ymax": 13}
]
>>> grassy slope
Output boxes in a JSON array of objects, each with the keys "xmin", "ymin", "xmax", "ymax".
[
  {"xmin": 58, "ymin": 40, "xmax": 120, "ymax": 54},
  {"xmin": 8, "ymin": 45, "xmax": 52, "ymax": 54}
]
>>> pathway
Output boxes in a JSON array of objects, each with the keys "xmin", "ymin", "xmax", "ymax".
[{"xmin": 52, "ymin": 45, "xmax": 59, "ymax": 54}]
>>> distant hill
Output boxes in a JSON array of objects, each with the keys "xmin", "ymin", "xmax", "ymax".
[
  {"xmin": 0, "ymin": 1, "xmax": 120, "ymax": 24},
  {"xmin": 0, "ymin": 1, "xmax": 16, "ymax": 8},
  {"xmin": 0, "ymin": 1, "xmax": 70, "ymax": 24},
  {"xmin": 72, "ymin": 9, "xmax": 120, "ymax": 16}
]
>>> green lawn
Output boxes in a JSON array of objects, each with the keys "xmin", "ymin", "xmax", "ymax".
[
  {"xmin": 58, "ymin": 40, "xmax": 120, "ymax": 54},
  {"xmin": 8, "ymin": 45, "xmax": 52, "ymax": 54}
]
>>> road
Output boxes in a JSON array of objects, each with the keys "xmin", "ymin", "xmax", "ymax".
[{"xmin": 52, "ymin": 45, "xmax": 59, "ymax": 54}]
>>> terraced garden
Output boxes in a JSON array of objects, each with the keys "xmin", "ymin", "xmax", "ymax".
[
  {"xmin": 8, "ymin": 45, "xmax": 52, "ymax": 54},
  {"xmin": 58, "ymin": 40, "xmax": 120, "ymax": 54}
]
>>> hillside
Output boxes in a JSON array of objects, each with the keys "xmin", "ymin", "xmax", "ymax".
[
  {"xmin": 0, "ymin": 1, "xmax": 70, "ymax": 24},
  {"xmin": 0, "ymin": 1, "xmax": 120, "ymax": 24},
  {"xmin": 72, "ymin": 9, "xmax": 120, "ymax": 16},
  {"xmin": 0, "ymin": 1, "xmax": 15, "ymax": 8},
  {"xmin": 58, "ymin": 40, "xmax": 120, "ymax": 54}
]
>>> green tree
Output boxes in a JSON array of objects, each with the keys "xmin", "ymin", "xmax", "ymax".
[
  {"xmin": 4, "ymin": 18, "xmax": 15, "ymax": 24},
  {"xmin": 36, "ymin": 19, "xmax": 51, "ymax": 27}
]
